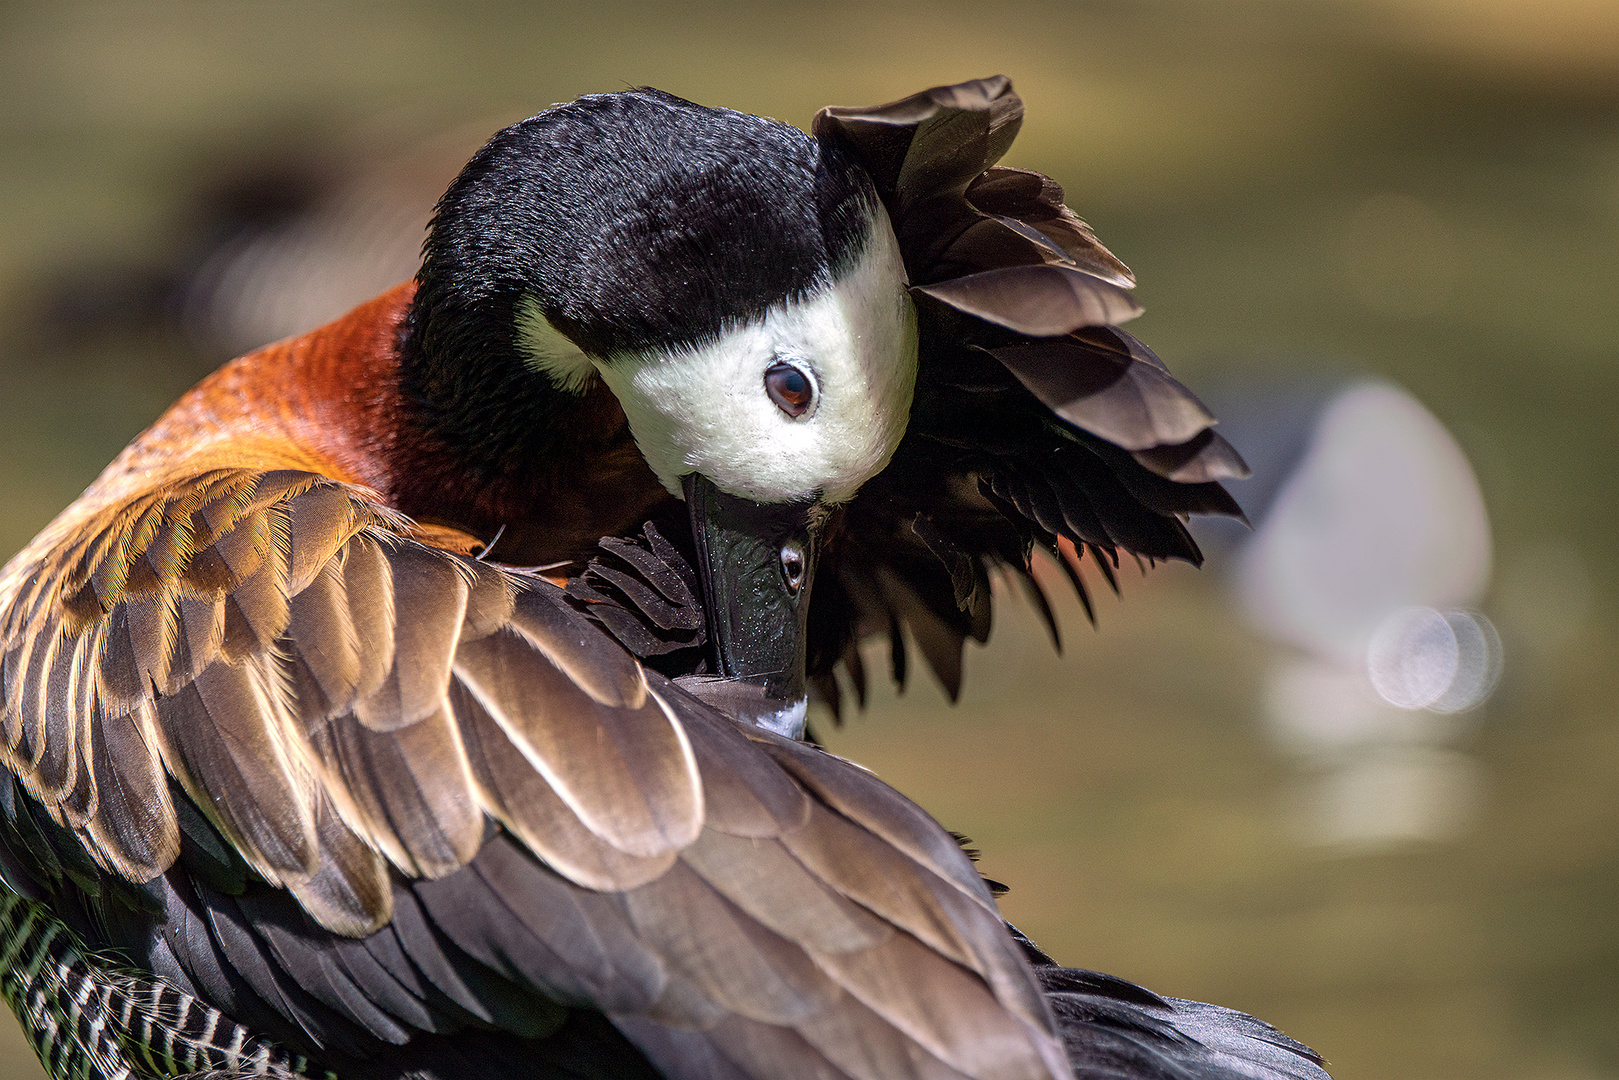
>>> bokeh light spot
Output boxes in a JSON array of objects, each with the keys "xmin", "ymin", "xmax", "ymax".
[{"xmin": 1366, "ymin": 606, "xmax": 1501, "ymax": 711}]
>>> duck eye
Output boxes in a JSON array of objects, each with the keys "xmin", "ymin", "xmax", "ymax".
[
  {"xmin": 779, "ymin": 541, "xmax": 807, "ymax": 595},
  {"xmin": 764, "ymin": 362, "xmax": 815, "ymax": 419}
]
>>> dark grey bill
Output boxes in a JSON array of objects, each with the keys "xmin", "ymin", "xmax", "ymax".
[{"xmin": 680, "ymin": 473, "xmax": 817, "ymax": 736}]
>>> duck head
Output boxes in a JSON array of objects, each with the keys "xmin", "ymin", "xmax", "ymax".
[{"xmin": 407, "ymin": 88, "xmax": 918, "ymax": 735}]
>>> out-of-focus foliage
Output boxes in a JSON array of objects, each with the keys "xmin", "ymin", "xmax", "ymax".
[{"xmin": 1, "ymin": 3, "xmax": 1615, "ymax": 1079}]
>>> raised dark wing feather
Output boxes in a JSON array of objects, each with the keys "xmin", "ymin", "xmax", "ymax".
[
  {"xmin": 0, "ymin": 468, "xmax": 1067, "ymax": 1079},
  {"xmin": 807, "ymin": 79, "xmax": 1249, "ymax": 711}
]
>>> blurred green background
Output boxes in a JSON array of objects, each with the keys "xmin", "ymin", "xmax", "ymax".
[{"xmin": 1, "ymin": 2, "xmax": 1617, "ymax": 1078}]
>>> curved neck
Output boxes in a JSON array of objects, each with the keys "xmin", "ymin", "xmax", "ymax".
[
  {"xmin": 106, "ymin": 282, "xmax": 671, "ymax": 567},
  {"xmin": 388, "ymin": 286, "xmax": 674, "ymax": 562}
]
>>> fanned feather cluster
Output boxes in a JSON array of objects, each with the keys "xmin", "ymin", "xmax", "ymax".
[
  {"xmin": 565, "ymin": 523, "xmax": 706, "ymax": 665},
  {"xmin": 800, "ymin": 78, "xmax": 1246, "ymax": 707}
]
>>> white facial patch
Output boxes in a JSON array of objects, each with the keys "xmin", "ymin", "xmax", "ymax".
[
  {"xmin": 592, "ymin": 208, "xmax": 919, "ymax": 504},
  {"xmin": 515, "ymin": 294, "xmax": 597, "ymax": 393}
]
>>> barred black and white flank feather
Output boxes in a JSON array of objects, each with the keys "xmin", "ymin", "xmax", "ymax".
[{"xmin": 0, "ymin": 891, "xmax": 324, "ymax": 1080}]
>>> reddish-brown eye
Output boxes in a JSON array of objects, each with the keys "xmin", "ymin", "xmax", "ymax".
[{"xmin": 764, "ymin": 362, "xmax": 815, "ymax": 418}]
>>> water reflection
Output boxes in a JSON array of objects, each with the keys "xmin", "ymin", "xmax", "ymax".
[
  {"xmin": 1233, "ymin": 381, "xmax": 1492, "ymax": 662},
  {"xmin": 1338, "ymin": 193, "xmax": 1460, "ymax": 318},
  {"xmin": 1493, "ymin": 540, "xmax": 1595, "ymax": 662},
  {"xmin": 1288, "ymin": 745, "xmax": 1485, "ymax": 847},
  {"xmin": 1211, "ymin": 379, "xmax": 1499, "ymax": 850}
]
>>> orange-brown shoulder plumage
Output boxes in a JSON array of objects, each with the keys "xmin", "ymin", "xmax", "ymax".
[
  {"xmin": 89, "ymin": 280, "xmax": 668, "ymax": 567},
  {"xmin": 103, "ymin": 283, "xmax": 418, "ymax": 495}
]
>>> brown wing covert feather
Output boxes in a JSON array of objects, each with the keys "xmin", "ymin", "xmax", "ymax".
[
  {"xmin": 0, "ymin": 468, "xmax": 1069, "ymax": 1079},
  {"xmin": 0, "ymin": 469, "xmax": 701, "ymax": 936},
  {"xmin": 440, "ymin": 680, "xmax": 1072, "ymax": 1080}
]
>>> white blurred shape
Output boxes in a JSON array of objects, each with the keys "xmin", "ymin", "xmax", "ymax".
[
  {"xmin": 1366, "ymin": 606, "xmax": 1459, "ymax": 709},
  {"xmin": 1234, "ymin": 379, "xmax": 1500, "ymax": 850},
  {"xmin": 1361, "ymin": 606, "xmax": 1501, "ymax": 712},
  {"xmin": 1290, "ymin": 747, "xmax": 1484, "ymax": 849},
  {"xmin": 1428, "ymin": 609, "xmax": 1503, "ymax": 713},
  {"xmin": 1237, "ymin": 380, "xmax": 1492, "ymax": 664},
  {"xmin": 1263, "ymin": 656, "xmax": 1465, "ymax": 752}
]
